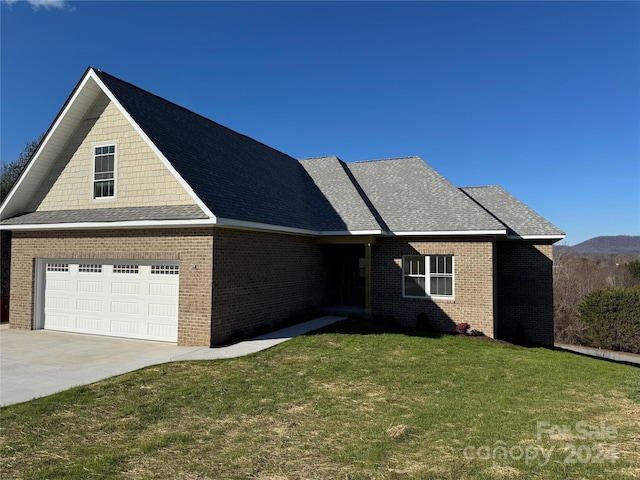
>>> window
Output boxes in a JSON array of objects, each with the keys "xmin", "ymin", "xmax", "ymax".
[
  {"xmin": 403, "ymin": 255, "xmax": 454, "ymax": 298},
  {"xmin": 93, "ymin": 145, "xmax": 115, "ymax": 198},
  {"xmin": 151, "ymin": 265, "xmax": 179, "ymax": 275},
  {"xmin": 79, "ymin": 264, "xmax": 102, "ymax": 273},
  {"xmin": 113, "ymin": 264, "xmax": 139, "ymax": 274},
  {"xmin": 47, "ymin": 263, "xmax": 69, "ymax": 272}
]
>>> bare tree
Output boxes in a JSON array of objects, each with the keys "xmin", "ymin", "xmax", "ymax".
[{"xmin": 1, "ymin": 135, "xmax": 43, "ymax": 202}]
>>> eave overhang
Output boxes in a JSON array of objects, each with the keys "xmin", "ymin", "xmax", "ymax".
[{"xmin": 0, "ymin": 67, "xmax": 215, "ymax": 223}]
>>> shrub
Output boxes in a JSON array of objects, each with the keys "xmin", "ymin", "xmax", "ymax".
[
  {"xmin": 416, "ymin": 312, "xmax": 429, "ymax": 330},
  {"xmin": 455, "ymin": 322, "xmax": 470, "ymax": 335},
  {"xmin": 576, "ymin": 287, "xmax": 640, "ymax": 354}
]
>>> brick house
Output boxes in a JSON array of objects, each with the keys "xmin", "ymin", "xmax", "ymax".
[{"xmin": 0, "ymin": 67, "xmax": 564, "ymax": 346}]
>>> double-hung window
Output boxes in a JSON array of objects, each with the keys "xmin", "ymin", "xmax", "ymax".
[
  {"xmin": 403, "ymin": 255, "xmax": 454, "ymax": 298},
  {"xmin": 93, "ymin": 145, "xmax": 115, "ymax": 198}
]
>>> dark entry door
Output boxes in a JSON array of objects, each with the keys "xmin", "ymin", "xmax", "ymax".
[{"xmin": 339, "ymin": 253, "xmax": 366, "ymax": 306}]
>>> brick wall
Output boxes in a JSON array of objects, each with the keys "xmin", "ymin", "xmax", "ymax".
[
  {"xmin": 210, "ymin": 229, "xmax": 330, "ymax": 345},
  {"xmin": 496, "ymin": 241, "xmax": 554, "ymax": 346},
  {"xmin": 371, "ymin": 237, "xmax": 495, "ymax": 336},
  {"xmin": 9, "ymin": 228, "xmax": 213, "ymax": 346}
]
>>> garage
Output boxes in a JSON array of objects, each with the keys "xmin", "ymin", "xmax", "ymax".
[{"xmin": 36, "ymin": 260, "xmax": 180, "ymax": 342}]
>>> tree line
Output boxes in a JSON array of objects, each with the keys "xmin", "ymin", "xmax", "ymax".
[{"xmin": 554, "ymin": 248, "xmax": 640, "ymax": 353}]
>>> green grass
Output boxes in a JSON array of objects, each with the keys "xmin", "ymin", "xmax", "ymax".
[{"xmin": 1, "ymin": 318, "xmax": 639, "ymax": 479}]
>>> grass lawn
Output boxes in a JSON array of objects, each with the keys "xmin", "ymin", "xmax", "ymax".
[{"xmin": 1, "ymin": 318, "xmax": 639, "ymax": 479}]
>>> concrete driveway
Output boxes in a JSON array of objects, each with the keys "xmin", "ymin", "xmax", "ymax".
[{"xmin": 0, "ymin": 316, "xmax": 345, "ymax": 406}]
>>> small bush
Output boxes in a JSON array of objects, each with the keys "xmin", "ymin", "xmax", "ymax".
[
  {"xmin": 577, "ymin": 287, "xmax": 640, "ymax": 354},
  {"xmin": 416, "ymin": 312, "xmax": 429, "ymax": 330},
  {"xmin": 455, "ymin": 322, "xmax": 470, "ymax": 335}
]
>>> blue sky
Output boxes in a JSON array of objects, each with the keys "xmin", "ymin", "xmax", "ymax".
[{"xmin": 1, "ymin": 1, "xmax": 639, "ymax": 245}]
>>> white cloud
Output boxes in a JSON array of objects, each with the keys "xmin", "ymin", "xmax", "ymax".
[{"xmin": 3, "ymin": 0, "xmax": 68, "ymax": 10}]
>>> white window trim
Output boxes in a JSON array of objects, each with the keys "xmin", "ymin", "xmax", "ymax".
[
  {"xmin": 402, "ymin": 254, "xmax": 455, "ymax": 300},
  {"xmin": 92, "ymin": 142, "xmax": 118, "ymax": 201}
]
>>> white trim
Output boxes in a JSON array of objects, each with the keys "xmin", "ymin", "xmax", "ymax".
[
  {"xmin": 33, "ymin": 259, "xmax": 46, "ymax": 329},
  {"xmin": 507, "ymin": 233, "xmax": 566, "ymax": 241},
  {"xmin": 214, "ymin": 217, "xmax": 319, "ymax": 236},
  {"xmin": 214, "ymin": 217, "xmax": 387, "ymax": 237},
  {"xmin": 0, "ymin": 218, "xmax": 215, "ymax": 231},
  {"xmin": 402, "ymin": 254, "xmax": 455, "ymax": 300},
  {"xmin": 92, "ymin": 142, "xmax": 118, "ymax": 201},
  {"xmin": 0, "ymin": 73, "xmax": 96, "ymax": 219},
  {"xmin": 89, "ymin": 70, "xmax": 217, "ymax": 221},
  {"xmin": 392, "ymin": 229, "xmax": 507, "ymax": 237}
]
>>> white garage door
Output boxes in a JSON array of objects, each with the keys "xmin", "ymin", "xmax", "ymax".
[{"xmin": 42, "ymin": 261, "xmax": 179, "ymax": 342}]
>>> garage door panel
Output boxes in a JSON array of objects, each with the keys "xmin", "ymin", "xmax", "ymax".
[
  {"xmin": 77, "ymin": 280, "xmax": 103, "ymax": 293},
  {"xmin": 76, "ymin": 298, "xmax": 102, "ymax": 312},
  {"xmin": 148, "ymin": 323, "xmax": 177, "ymax": 339},
  {"xmin": 46, "ymin": 279, "xmax": 69, "ymax": 292},
  {"xmin": 43, "ymin": 261, "xmax": 179, "ymax": 342},
  {"xmin": 111, "ymin": 282, "xmax": 140, "ymax": 295},
  {"xmin": 46, "ymin": 315, "xmax": 73, "ymax": 329},
  {"xmin": 77, "ymin": 317, "xmax": 102, "ymax": 331},
  {"xmin": 111, "ymin": 319, "xmax": 141, "ymax": 335},
  {"xmin": 111, "ymin": 300, "xmax": 140, "ymax": 315},
  {"xmin": 149, "ymin": 283, "xmax": 178, "ymax": 297},
  {"xmin": 148, "ymin": 302, "xmax": 178, "ymax": 317}
]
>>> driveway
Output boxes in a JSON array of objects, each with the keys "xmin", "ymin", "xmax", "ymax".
[{"xmin": 0, "ymin": 316, "xmax": 345, "ymax": 406}]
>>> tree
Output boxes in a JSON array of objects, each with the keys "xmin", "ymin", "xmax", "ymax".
[
  {"xmin": 626, "ymin": 260, "xmax": 640, "ymax": 282},
  {"xmin": 1, "ymin": 134, "xmax": 43, "ymax": 301},
  {"xmin": 0, "ymin": 134, "xmax": 43, "ymax": 202}
]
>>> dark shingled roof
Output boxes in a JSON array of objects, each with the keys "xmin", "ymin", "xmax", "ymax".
[
  {"xmin": 2, "ymin": 68, "xmax": 563, "ymax": 239},
  {"xmin": 461, "ymin": 186, "xmax": 565, "ymax": 237},
  {"xmin": 94, "ymin": 69, "xmax": 346, "ymax": 232},
  {"xmin": 2, "ymin": 205, "xmax": 208, "ymax": 225}
]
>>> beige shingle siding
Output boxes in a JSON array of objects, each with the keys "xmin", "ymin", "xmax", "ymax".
[{"xmin": 26, "ymin": 93, "xmax": 195, "ymax": 212}]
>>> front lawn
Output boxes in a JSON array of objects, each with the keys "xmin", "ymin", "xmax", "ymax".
[{"xmin": 1, "ymin": 318, "xmax": 638, "ymax": 479}]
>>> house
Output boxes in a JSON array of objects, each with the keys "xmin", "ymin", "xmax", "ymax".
[{"xmin": 0, "ymin": 67, "xmax": 564, "ymax": 347}]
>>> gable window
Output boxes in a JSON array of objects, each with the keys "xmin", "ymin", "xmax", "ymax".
[
  {"xmin": 93, "ymin": 145, "xmax": 115, "ymax": 198},
  {"xmin": 403, "ymin": 255, "xmax": 454, "ymax": 298}
]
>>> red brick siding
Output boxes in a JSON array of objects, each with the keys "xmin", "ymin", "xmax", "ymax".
[
  {"xmin": 496, "ymin": 241, "xmax": 554, "ymax": 346},
  {"xmin": 371, "ymin": 237, "xmax": 495, "ymax": 336}
]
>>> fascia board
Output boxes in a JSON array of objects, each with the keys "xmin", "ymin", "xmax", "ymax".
[
  {"xmin": 215, "ymin": 217, "xmax": 389, "ymax": 237},
  {"xmin": 506, "ymin": 233, "xmax": 566, "ymax": 241},
  {"xmin": 214, "ymin": 217, "xmax": 320, "ymax": 236},
  {"xmin": 0, "ymin": 218, "xmax": 215, "ymax": 231},
  {"xmin": 0, "ymin": 70, "xmax": 99, "ymax": 220},
  {"xmin": 390, "ymin": 229, "xmax": 508, "ymax": 237}
]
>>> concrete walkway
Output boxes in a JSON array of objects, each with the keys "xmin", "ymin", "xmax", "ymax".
[
  {"xmin": 556, "ymin": 343, "xmax": 640, "ymax": 366},
  {"xmin": 0, "ymin": 316, "xmax": 346, "ymax": 407}
]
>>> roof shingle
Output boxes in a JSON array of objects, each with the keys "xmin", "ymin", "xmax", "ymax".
[
  {"xmin": 94, "ymin": 69, "xmax": 346, "ymax": 232},
  {"xmin": 345, "ymin": 157, "xmax": 506, "ymax": 233},
  {"xmin": 461, "ymin": 186, "xmax": 565, "ymax": 237}
]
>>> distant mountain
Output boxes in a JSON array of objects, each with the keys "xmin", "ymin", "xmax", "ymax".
[{"xmin": 560, "ymin": 236, "xmax": 640, "ymax": 254}]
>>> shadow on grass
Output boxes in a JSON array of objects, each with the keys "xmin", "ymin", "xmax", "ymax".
[
  {"xmin": 306, "ymin": 315, "xmax": 449, "ymax": 339},
  {"xmin": 305, "ymin": 316, "xmax": 561, "ymax": 353}
]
